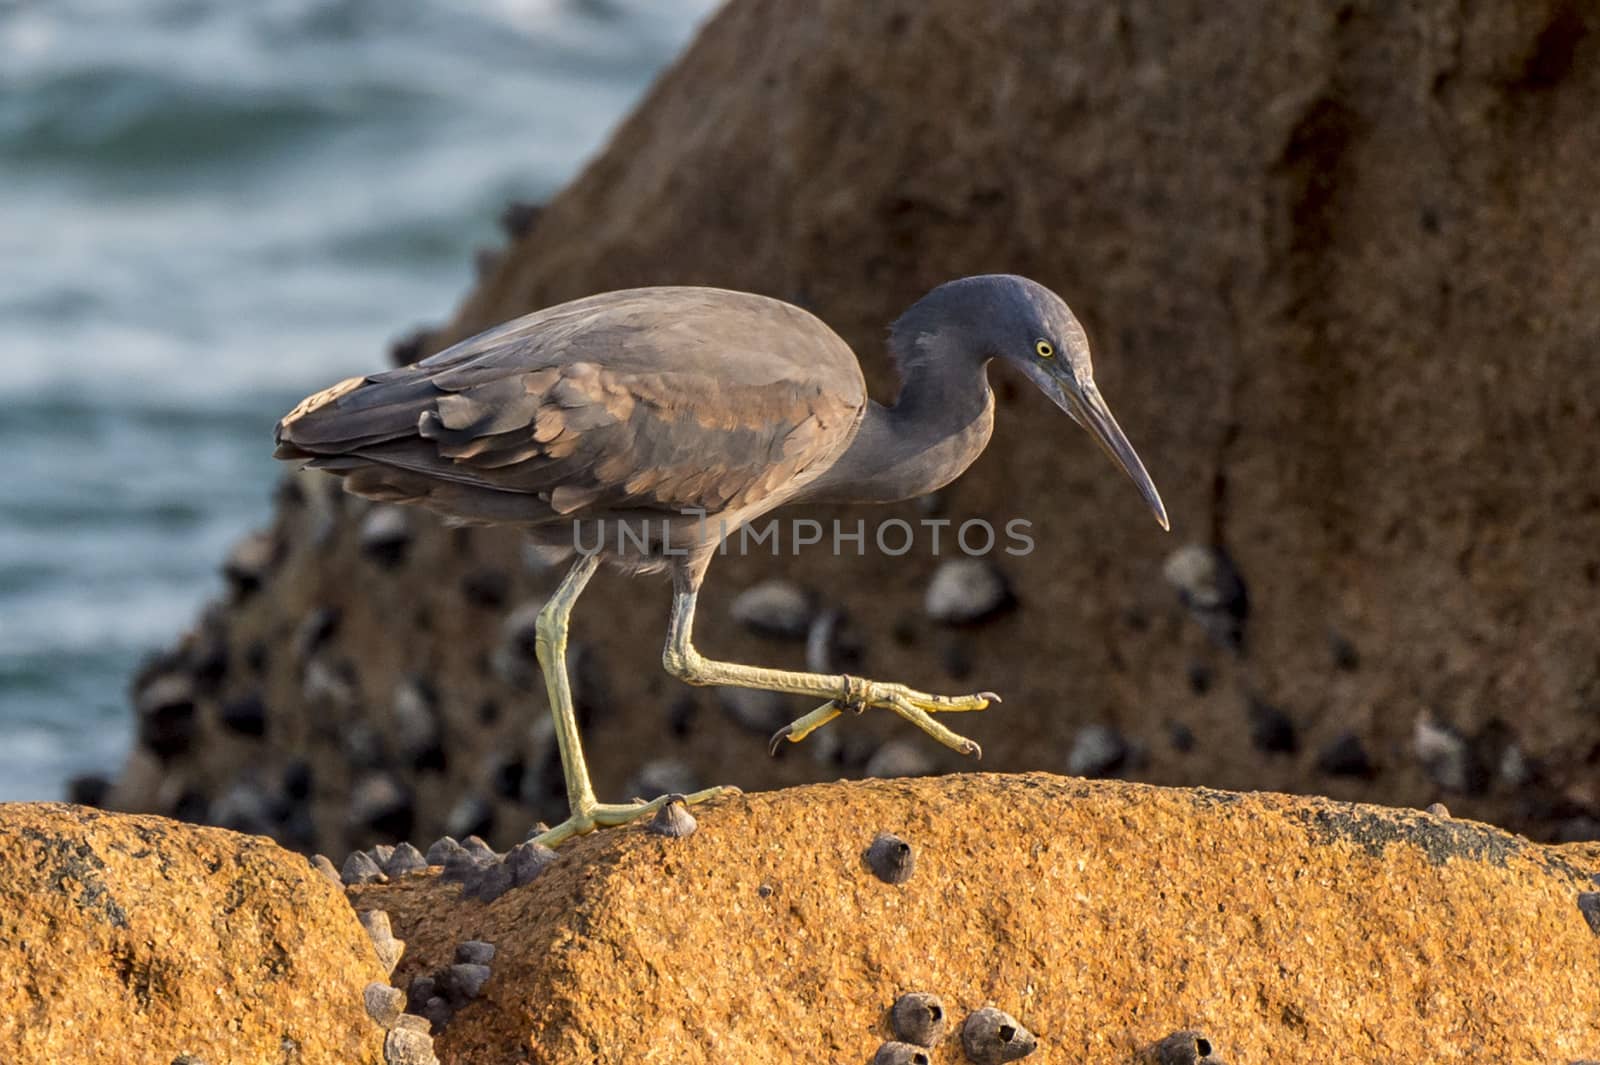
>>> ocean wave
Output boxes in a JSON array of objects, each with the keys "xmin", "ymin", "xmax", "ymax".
[
  {"xmin": 0, "ymin": 67, "xmax": 429, "ymax": 173},
  {"xmin": 0, "ymin": 0, "xmax": 720, "ymax": 800}
]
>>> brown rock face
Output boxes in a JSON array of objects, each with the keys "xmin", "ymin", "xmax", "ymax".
[
  {"xmin": 0, "ymin": 804, "xmax": 386, "ymax": 1064},
  {"xmin": 358, "ymin": 774, "xmax": 1600, "ymax": 1063},
  {"xmin": 112, "ymin": 0, "xmax": 1600, "ymax": 850}
]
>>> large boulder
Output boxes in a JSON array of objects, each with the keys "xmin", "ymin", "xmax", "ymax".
[
  {"xmin": 356, "ymin": 774, "xmax": 1600, "ymax": 1063},
  {"xmin": 0, "ymin": 804, "xmax": 387, "ymax": 1064},
  {"xmin": 112, "ymin": 0, "xmax": 1600, "ymax": 851}
]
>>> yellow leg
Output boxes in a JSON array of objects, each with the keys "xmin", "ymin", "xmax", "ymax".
[
  {"xmin": 532, "ymin": 787, "xmax": 732, "ymax": 848},
  {"xmin": 532, "ymin": 555, "xmax": 734, "ymax": 847},
  {"xmin": 662, "ymin": 588, "xmax": 997, "ymax": 758}
]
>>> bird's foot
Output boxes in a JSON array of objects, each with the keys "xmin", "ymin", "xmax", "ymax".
[
  {"xmin": 768, "ymin": 678, "xmax": 998, "ymax": 758},
  {"xmin": 530, "ymin": 785, "xmax": 739, "ymax": 848}
]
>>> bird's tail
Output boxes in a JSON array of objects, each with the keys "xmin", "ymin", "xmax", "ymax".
[{"xmin": 272, "ymin": 369, "xmax": 435, "ymax": 461}]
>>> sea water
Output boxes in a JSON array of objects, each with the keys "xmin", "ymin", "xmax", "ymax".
[{"xmin": 0, "ymin": 0, "xmax": 720, "ymax": 800}]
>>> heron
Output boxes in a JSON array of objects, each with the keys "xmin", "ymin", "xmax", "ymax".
[{"xmin": 275, "ymin": 275, "xmax": 1167, "ymax": 846}]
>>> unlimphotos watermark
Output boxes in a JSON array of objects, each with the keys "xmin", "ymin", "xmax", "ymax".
[{"xmin": 572, "ymin": 510, "xmax": 1035, "ymax": 558}]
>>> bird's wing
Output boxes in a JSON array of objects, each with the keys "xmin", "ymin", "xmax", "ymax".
[{"xmin": 275, "ymin": 288, "xmax": 865, "ymax": 523}]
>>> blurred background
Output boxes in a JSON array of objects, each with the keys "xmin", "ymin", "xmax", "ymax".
[
  {"xmin": 5, "ymin": 0, "xmax": 1598, "ymax": 856},
  {"xmin": 0, "ymin": 0, "xmax": 720, "ymax": 801}
]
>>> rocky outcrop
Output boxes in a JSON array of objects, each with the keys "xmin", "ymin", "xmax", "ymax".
[
  {"xmin": 111, "ymin": 0, "xmax": 1600, "ymax": 852},
  {"xmin": 352, "ymin": 774, "xmax": 1600, "ymax": 1063},
  {"xmin": 0, "ymin": 804, "xmax": 388, "ymax": 1064}
]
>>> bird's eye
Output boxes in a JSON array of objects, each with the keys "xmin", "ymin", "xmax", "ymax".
[{"xmin": 1034, "ymin": 339, "xmax": 1055, "ymax": 358}]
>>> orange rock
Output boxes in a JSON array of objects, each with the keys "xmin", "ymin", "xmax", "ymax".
[
  {"xmin": 0, "ymin": 803, "xmax": 386, "ymax": 1064},
  {"xmin": 358, "ymin": 775, "xmax": 1600, "ymax": 1064}
]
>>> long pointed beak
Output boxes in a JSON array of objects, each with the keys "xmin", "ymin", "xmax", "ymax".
[
  {"xmin": 1018, "ymin": 357, "xmax": 1170, "ymax": 530},
  {"xmin": 1069, "ymin": 382, "xmax": 1168, "ymax": 530}
]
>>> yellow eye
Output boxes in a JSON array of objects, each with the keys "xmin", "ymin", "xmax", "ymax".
[{"xmin": 1034, "ymin": 339, "xmax": 1054, "ymax": 358}]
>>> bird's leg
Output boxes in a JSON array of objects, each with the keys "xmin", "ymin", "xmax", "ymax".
[
  {"xmin": 530, "ymin": 554, "xmax": 733, "ymax": 848},
  {"xmin": 662, "ymin": 585, "xmax": 996, "ymax": 758}
]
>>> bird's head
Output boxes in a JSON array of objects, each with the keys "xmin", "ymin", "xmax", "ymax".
[{"xmin": 895, "ymin": 274, "xmax": 1169, "ymax": 531}]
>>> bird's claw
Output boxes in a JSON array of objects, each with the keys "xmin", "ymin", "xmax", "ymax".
[{"xmin": 766, "ymin": 681, "xmax": 996, "ymax": 759}]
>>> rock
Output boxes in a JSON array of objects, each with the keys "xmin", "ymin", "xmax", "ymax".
[
  {"xmin": 425, "ymin": 836, "xmax": 466, "ymax": 866},
  {"xmin": 505, "ymin": 840, "xmax": 558, "ymax": 887},
  {"xmin": 360, "ymin": 506, "xmax": 412, "ymax": 568},
  {"xmin": 358, "ymin": 908, "xmax": 405, "ymax": 975},
  {"xmin": 293, "ymin": 605, "xmax": 342, "ymax": 660},
  {"xmin": 349, "ymin": 773, "xmax": 414, "ymax": 841},
  {"xmin": 729, "ymin": 579, "xmax": 814, "ymax": 638},
  {"xmin": 391, "ymin": 677, "xmax": 441, "ymax": 765},
  {"xmin": 342, "ymin": 850, "xmax": 388, "ymax": 886},
  {"xmin": 0, "ymin": 804, "xmax": 385, "ymax": 1062},
  {"xmin": 716, "ymin": 686, "xmax": 790, "ymax": 735},
  {"xmin": 961, "ymin": 1006, "xmax": 1037, "ymax": 1063},
  {"xmin": 211, "ymin": 781, "xmax": 280, "ymax": 836},
  {"xmin": 1557, "ymin": 816, "xmax": 1600, "ymax": 843},
  {"xmin": 487, "ymin": 752, "xmax": 527, "ymax": 800},
  {"xmin": 221, "ymin": 530, "xmax": 276, "ymax": 601},
  {"xmin": 1166, "ymin": 720, "xmax": 1196, "ymax": 753},
  {"xmin": 440, "ymin": 850, "xmax": 490, "ymax": 885},
  {"xmin": 865, "ymin": 831, "xmax": 915, "ymax": 885},
  {"xmin": 1141, "ymin": 1029, "xmax": 1220, "ymax": 1064},
  {"xmin": 282, "ymin": 759, "xmax": 313, "ymax": 801},
  {"xmin": 383, "ymin": 1026, "xmax": 439, "ymax": 1065},
  {"xmin": 499, "ymin": 200, "xmax": 543, "ymax": 240},
  {"xmin": 460, "ymin": 835, "xmax": 499, "ymax": 862},
  {"xmin": 218, "ymin": 693, "xmax": 268, "ymax": 738},
  {"xmin": 1315, "ymin": 730, "xmax": 1374, "ymax": 778},
  {"xmin": 874, "ymin": 1042, "xmax": 932, "ymax": 1065},
  {"xmin": 459, "ymin": 860, "xmax": 514, "ymax": 904},
  {"xmin": 302, "ymin": 655, "xmax": 357, "ymax": 711},
  {"xmin": 645, "ymin": 799, "xmax": 697, "ymax": 838},
  {"xmin": 805, "ymin": 607, "xmax": 862, "ymax": 674},
  {"xmin": 1413, "ymin": 715, "xmax": 1485, "ymax": 795},
  {"xmin": 310, "ymin": 853, "xmax": 341, "ymax": 885},
  {"xmin": 66, "ymin": 772, "xmax": 111, "ymax": 808},
  {"xmin": 1246, "ymin": 697, "xmax": 1298, "ymax": 755},
  {"xmin": 1162, "ymin": 545, "xmax": 1249, "ymax": 652},
  {"xmin": 1066, "ymin": 724, "xmax": 1128, "ymax": 778},
  {"xmin": 365, "ymin": 981, "xmax": 406, "ymax": 1027},
  {"xmin": 445, "ymin": 797, "xmax": 495, "ymax": 843},
  {"xmin": 419, "ymin": 995, "xmax": 454, "ymax": 1034},
  {"xmin": 347, "ymin": 775, "xmax": 1600, "ymax": 1061},
  {"xmin": 388, "ymin": 325, "xmax": 437, "ymax": 368},
  {"xmin": 460, "ymin": 567, "xmax": 510, "ymax": 609},
  {"xmin": 865, "ymin": 740, "xmax": 938, "ymax": 779},
  {"xmin": 134, "ymin": 673, "xmax": 198, "ymax": 761},
  {"xmin": 406, "ymin": 975, "xmax": 436, "ymax": 1011},
  {"xmin": 473, "ymin": 246, "xmax": 503, "ymax": 280},
  {"xmin": 455, "ymin": 940, "xmax": 497, "ymax": 966},
  {"xmin": 1328, "ymin": 631, "xmax": 1360, "ymax": 672},
  {"xmin": 492, "ymin": 600, "xmax": 543, "ymax": 689},
  {"xmin": 1579, "ymin": 892, "xmax": 1600, "ymax": 936},
  {"xmin": 624, "ymin": 757, "xmax": 702, "ymax": 800},
  {"xmin": 1499, "ymin": 742, "xmax": 1533, "ymax": 789},
  {"xmin": 890, "ymin": 991, "xmax": 948, "ymax": 1046},
  {"xmin": 923, "ymin": 559, "xmax": 1013, "ymax": 625},
  {"xmin": 438, "ymin": 962, "xmax": 492, "ymax": 1005},
  {"xmin": 384, "ymin": 842, "xmax": 428, "ymax": 878}
]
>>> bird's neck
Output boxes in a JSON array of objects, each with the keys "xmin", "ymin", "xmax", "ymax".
[{"xmin": 801, "ymin": 341, "xmax": 995, "ymax": 505}]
